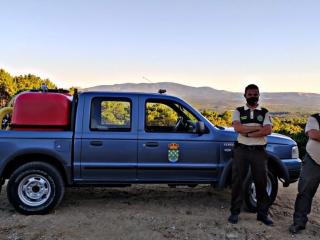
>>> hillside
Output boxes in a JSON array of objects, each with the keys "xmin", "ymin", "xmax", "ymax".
[{"xmin": 85, "ymin": 82, "xmax": 320, "ymax": 113}]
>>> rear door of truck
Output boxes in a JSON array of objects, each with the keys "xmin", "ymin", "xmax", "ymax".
[{"xmin": 75, "ymin": 93, "xmax": 138, "ymax": 182}]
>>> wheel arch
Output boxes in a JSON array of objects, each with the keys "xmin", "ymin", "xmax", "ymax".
[
  {"xmin": 2, "ymin": 153, "xmax": 70, "ymax": 185},
  {"xmin": 218, "ymin": 158, "xmax": 233, "ymax": 188},
  {"xmin": 218, "ymin": 153, "xmax": 290, "ymax": 188},
  {"xmin": 267, "ymin": 152, "xmax": 290, "ymax": 187}
]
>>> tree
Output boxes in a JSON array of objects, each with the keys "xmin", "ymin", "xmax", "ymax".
[
  {"xmin": 101, "ymin": 101, "xmax": 130, "ymax": 125},
  {"xmin": 0, "ymin": 69, "xmax": 17, "ymax": 97},
  {"xmin": 69, "ymin": 87, "xmax": 79, "ymax": 95},
  {"xmin": 13, "ymin": 74, "xmax": 56, "ymax": 93}
]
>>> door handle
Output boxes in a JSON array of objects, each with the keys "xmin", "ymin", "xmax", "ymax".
[
  {"xmin": 144, "ymin": 142, "xmax": 159, "ymax": 147},
  {"xmin": 90, "ymin": 141, "xmax": 103, "ymax": 146}
]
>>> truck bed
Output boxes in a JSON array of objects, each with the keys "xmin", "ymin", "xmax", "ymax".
[{"xmin": 0, "ymin": 130, "xmax": 73, "ymax": 184}]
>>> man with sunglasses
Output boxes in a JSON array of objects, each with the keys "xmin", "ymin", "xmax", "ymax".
[{"xmin": 228, "ymin": 84, "xmax": 273, "ymax": 226}]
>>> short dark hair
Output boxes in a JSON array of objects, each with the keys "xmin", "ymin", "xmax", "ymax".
[{"xmin": 245, "ymin": 84, "xmax": 259, "ymax": 94}]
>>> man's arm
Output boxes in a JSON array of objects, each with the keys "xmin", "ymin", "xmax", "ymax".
[
  {"xmin": 232, "ymin": 121, "xmax": 262, "ymax": 134},
  {"xmin": 305, "ymin": 116, "xmax": 320, "ymax": 141},
  {"xmin": 307, "ymin": 129, "xmax": 320, "ymax": 141},
  {"xmin": 247, "ymin": 124, "xmax": 272, "ymax": 137},
  {"xmin": 247, "ymin": 111, "xmax": 272, "ymax": 137}
]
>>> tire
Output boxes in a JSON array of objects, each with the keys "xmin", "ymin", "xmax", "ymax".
[
  {"xmin": 7, "ymin": 162, "xmax": 65, "ymax": 215},
  {"xmin": 244, "ymin": 171, "xmax": 278, "ymax": 213}
]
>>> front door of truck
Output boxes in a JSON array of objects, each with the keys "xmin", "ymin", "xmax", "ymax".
[
  {"xmin": 137, "ymin": 97, "xmax": 219, "ymax": 182},
  {"xmin": 80, "ymin": 94, "xmax": 138, "ymax": 182}
]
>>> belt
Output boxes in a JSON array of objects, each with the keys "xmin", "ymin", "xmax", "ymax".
[{"xmin": 235, "ymin": 142, "xmax": 266, "ymax": 151}]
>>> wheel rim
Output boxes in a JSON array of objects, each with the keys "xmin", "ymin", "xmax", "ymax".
[
  {"xmin": 18, "ymin": 174, "xmax": 51, "ymax": 207},
  {"xmin": 249, "ymin": 176, "xmax": 272, "ymax": 204}
]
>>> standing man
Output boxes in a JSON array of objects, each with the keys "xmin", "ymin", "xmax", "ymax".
[
  {"xmin": 289, "ymin": 113, "xmax": 320, "ymax": 234},
  {"xmin": 228, "ymin": 84, "xmax": 273, "ymax": 226}
]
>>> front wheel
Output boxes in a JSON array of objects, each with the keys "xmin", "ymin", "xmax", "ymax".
[
  {"xmin": 7, "ymin": 162, "xmax": 65, "ymax": 215},
  {"xmin": 244, "ymin": 171, "xmax": 278, "ymax": 213}
]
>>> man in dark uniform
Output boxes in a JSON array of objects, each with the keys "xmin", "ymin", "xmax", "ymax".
[
  {"xmin": 289, "ymin": 113, "xmax": 320, "ymax": 234},
  {"xmin": 228, "ymin": 84, "xmax": 273, "ymax": 226}
]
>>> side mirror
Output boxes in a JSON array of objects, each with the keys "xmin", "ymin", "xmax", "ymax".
[{"xmin": 195, "ymin": 121, "xmax": 206, "ymax": 135}]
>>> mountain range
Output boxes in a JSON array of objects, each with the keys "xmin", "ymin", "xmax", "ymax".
[{"xmin": 84, "ymin": 82, "xmax": 320, "ymax": 113}]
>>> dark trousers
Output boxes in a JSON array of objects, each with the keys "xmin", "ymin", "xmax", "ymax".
[
  {"xmin": 230, "ymin": 145, "xmax": 270, "ymax": 217},
  {"xmin": 293, "ymin": 154, "xmax": 320, "ymax": 227}
]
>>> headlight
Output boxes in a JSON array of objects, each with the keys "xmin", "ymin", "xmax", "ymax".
[{"xmin": 292, "ymin": 146, "xmax": 299, "ymax": 159}]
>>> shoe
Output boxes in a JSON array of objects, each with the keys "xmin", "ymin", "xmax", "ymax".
[
  {"xmin": 228, "ymin": 214, "xmax": 239, "ymax": 224},
  {"xmin": 289, "ymin": 224, "xmax": 305, "ymax": 234},
  {"xmin": 257, "ymin": 215, "xmax": 274, "ymax": 226}
]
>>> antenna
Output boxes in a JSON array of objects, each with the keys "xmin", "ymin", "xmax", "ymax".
[
  {"xmin": 142, "ymin": 76, "xmax": 166, "ymax": 94},
  {"xmin": 142, "ymin": 76, "xmax": 153, "ymax": 83}
]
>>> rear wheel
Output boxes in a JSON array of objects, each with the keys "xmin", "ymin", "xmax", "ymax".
[
  {"xmin": 7, "ymin": 162, "xmax": 64, "ymax": 215},
  {"xmin": 244, "ymin": 171, "xmax": 278, "ymax": 213}
]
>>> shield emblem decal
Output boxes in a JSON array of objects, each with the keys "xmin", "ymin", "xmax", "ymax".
[
  {"xmin": 168, "ymin": 143, "xmax": 180, "ymax": 163},
  {"xmin": 257, "ymin": 115, "xmax": 264, "ymax": 122}
]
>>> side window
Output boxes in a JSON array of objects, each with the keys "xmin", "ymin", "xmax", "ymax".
[
  {"xmin": 91, "ymin": 98, "xmax": 131, "ymax": 131},
  {"xmin": 146, "ymin": 102, "xmax": 178, "ymax": 132},
  {"xmin": 145, "ymin": 100, "xmax": 199, "ymax": 133}
]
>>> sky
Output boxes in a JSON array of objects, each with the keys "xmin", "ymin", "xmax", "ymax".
[{"xmin": 0, "ymin": 0, "xmax": 320, "ymax": 93}]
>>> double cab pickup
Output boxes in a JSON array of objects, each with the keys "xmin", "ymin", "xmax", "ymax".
[{"xmin": 0, "ymin": 90, "xmax": 301, "ymax": 214}]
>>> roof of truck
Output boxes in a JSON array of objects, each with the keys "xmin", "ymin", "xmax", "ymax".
[{"xmin": 80, "ymin": 91, "xmax": 177, "ymax": 98}]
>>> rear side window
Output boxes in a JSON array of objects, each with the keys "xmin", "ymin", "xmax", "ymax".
[{"xmin": 90, "ymin": 98, "xmax": 131, "ymax": 131}]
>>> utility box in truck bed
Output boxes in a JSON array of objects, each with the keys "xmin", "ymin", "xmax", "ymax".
[{"xmin": 11, "ymin": 92, "xmax": 72, "ymax": 130}]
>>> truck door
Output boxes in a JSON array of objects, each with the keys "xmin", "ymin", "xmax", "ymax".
[
  {"xmin": 137, "ymin": 96, "xmax": 219, "ymax": 182},
  {"xmin": 79, "ymin": 94, "xmax": 138, "ymax": 182}
]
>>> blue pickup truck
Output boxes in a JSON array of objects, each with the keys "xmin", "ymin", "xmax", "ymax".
[{"xmin": 0, "ymin": 90, "xmax": 301, "ymax": 215}]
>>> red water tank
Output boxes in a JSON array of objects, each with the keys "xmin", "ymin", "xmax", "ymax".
[{"xmin": 11, "ymin": 92, "xmax": 72, "ymax": 131}]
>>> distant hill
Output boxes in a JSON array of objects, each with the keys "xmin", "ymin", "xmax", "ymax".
[{"xmin": 84, "ymin": 82, "xmax": 320, "ymax": 113}]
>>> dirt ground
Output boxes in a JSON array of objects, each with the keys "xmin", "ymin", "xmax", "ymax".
[{"xmin": 0, "ymin": 182, "xmax": 319, "ymax": 240}]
